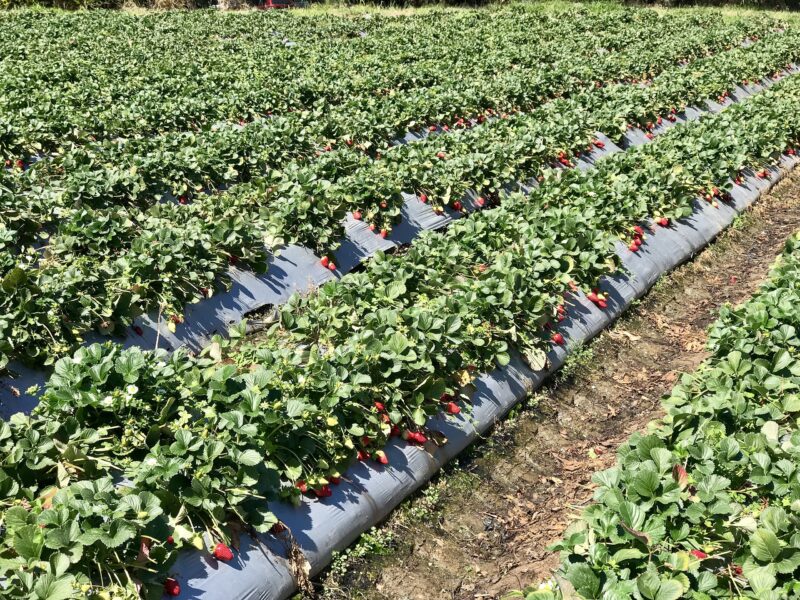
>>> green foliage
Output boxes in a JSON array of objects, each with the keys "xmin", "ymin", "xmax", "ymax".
[
  {"xmin": 518, "ymin": 234, "xmax": 800, "ymax": 598},
  {"xmin": 2, "ymin": 6, "xmax": 800, "ymax": 597},
  {"xmin": 0, "ymin": 7, "xmax": 788, "ymax": 368},
  {"xmin": 328, "ymin": 527, "xmax": 395, "ymax": 579},
  {"xmin": 2, "ymin": 59, "xmax": 800, "ymax": 596}
]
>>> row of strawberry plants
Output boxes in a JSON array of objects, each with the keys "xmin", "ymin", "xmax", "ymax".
[
  {"xmin": 2, "ymin": 72, "xmax": 800, "ymax": 599},
  {"xmin": 0, "ymin": 31, "xmax": 796, "ymax": 372},
  {"xmin": 264, "ymin": 29, "xmax": 800, "ymax": 251},
  {"xmin": 516, "ymin": 232, "xmax": 800, "ymax": 600},
  {"xmin": 0, "ymin": 6, "xmax": 765, "ymax": 244},
  {"xmin": 0, "ymin": 7, "xmax": 773, "ymax": 159}
]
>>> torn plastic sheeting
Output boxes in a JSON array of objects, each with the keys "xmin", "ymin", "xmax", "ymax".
[{"xmin": 132, "ymin": 245, "xmax": 334, "ymax": 353}]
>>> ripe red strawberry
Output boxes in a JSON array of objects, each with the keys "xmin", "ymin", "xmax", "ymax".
[
  {"xmin": 442, "ymin": 125, "xmax": 449, "ymax": 132},
  {"xmin": 167, "ymin": 535, "xmax": 175, "ymax": 545},
  {"xmin": 645, "ymin": 132, "xmax": 654, "ymax": 140},
  {"xmin": 735, "ymin": 176, "xmax": 744, "ymax": 185},
  {"xmin": 381, "ymin": 413, "xmax": 390, "ymax": 423},
  {"xmin": 633, "ymin": 225, "xmax": 644, "ymax": 236},
  {"xmin": 668, "ymin": 114, "xmax": 676, "ymax": 122},
  {"xmin": 445, "ymin": 401, "xmax": 461, "ymax": 415},
  {"xmin": 597, "ymin": 299, "xmax": 607, "ymax": 309},
  {"xmin": 390, "ymin": 425, "xmax": 401, "ymax": 437},
  {"xmin": 320, "ymin": 256, "xmax": 330, "ymax": 268},
  {"xmin": 361, "ymin": 436, "xmax": 372, "ymax": 446},
  {"xmin": 380, "ymin": 201, "xmax": 388, "ymax": 209},
  {"xmin": 353, "ymin": 211, "xmax": 362, "ymax": 220},
  {"xmin": 212, "ymin": 543, "xmax": 234, "ymax": 562},
  {"xmin": 357, "ymin": 449, "xmax": 369, "ymax": 461},
  {"xmin": 657, "ymin": 217, "xmax": 669, "ymax": 227},
  {"xmin": 587, "ymin": 292, "xmax": 600, "ymax": 303},
  {"xmin": 330, "ymin": 476, "xmax": 341, "ymax": 485},
  {"xmin": 452, "ymin": 201, "xmax": 462, "ymax": 211},
  {"xmin": 374, "ymin": 401, "xmax": 386, "ymax": 412},
  {"xmin": 429, "ymin": 125, "xmax": 437, "ymax": 132},
  {"xmin": 788, "ymin": 148, "xmax": 796, "ymax": 156},
  {"xmin": 3, "ymin": 160, "xmax": 10, "ymax": 167},
  {"xmin": 629, "ymin": 242, "xmax": 639, "ymax": 252},
  {"xmin": 314, "ymin": 485, "xmax": 332, "ymax": 498},
  {"xmin": 328, "ymin": 262, "xmax": 337, "ymax": 271},
  {"xmin": 369, "ymin": 223, "xmax": 376, "ymax": 231},
  {"xmin": 380, "ymin": 229, "xmax": 388, "ymax": 238},
  {"xmin": 476, "ymin": 197, "xmax": 486, "ymax": 207},
  {"xmin": 346, "ymin": 139, "xmax": 354, "ymax": 146},
  {"xmin": 419, "ymin": 194, "xmax": 428, "ymax": 203},
  {"xmin": 733, "ymin": 564, "xmax": 743, "ymax": 576},
  {"xmin": 15, "ymin": 159, "xmax": 23, "ymax": 169},
  {"xmin": 374, "ymin": 450, "xmax": 389, "ymax": 465},
  {"xmin": 296, "ymin": 480, "xmax": 308, "ymax": 493},
  {"xmin": 436, "ymin": 151, "xmax": 446, "ymax": 159},
  {"xmin": 551, "ymin": 333, "xmax": 565, "ymax": 345},
  {"xmin": 593, "ymin": 139, "xmax": 605, "ymax": 149},
  {"xmin": 228, "ymin": 255, "xmax": 239, "ymax": 266},
  {"xmin": 403, "ymin": 430, "xmax": 426, "ymax": 444},
  {"xmin": 324, "ymin": 145, "xmax": 332, "ymax": 152},
  {"xmin": 133, "ymin": 325, "xmax": 144, "ymax": 336},
  {"xmin": 164, "ymin": 578, "xmax": 181, "ymax": 597},
  {"xmin": 270, "ymin": 521, "xmax": 286, "ymax": 534},
  {"xmin": 673, "ymin": 464, "xmax": 688, "ymax": 489},
  {"xmin": 690, "ymin": 550, "xmax": 708, "ymax": 560},
  {"xmin": 178, "ymin": 196, "xmax": 187, "ymax": 205}
]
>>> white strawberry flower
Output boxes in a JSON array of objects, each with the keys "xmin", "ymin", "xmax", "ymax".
[{"xmin": 126, "ymin": 384, "xmax": 139, "ymax": 395}]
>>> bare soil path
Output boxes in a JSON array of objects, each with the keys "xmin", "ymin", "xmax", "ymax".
[{"xmin": 317, "ymin": 171, "xmax": 800, "ymax": 600}]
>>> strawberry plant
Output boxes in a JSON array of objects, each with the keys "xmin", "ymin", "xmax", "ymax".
[{"xmin": 515, "ymin": 234, "xmax": 800, "ymax": 600}]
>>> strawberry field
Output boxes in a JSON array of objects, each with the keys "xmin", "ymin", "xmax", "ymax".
[
  {"xmin": 2, "ymin": 3, "xmax": 800, "ymax": 599},
  {"xmin": 516, "ymin": 233, "xmax": 800, "ymax": 600}
]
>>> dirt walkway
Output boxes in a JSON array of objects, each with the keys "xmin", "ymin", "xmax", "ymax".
[{"xmin": 317, "ymin": 171, "xmax": 800, "ymax": 600}]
